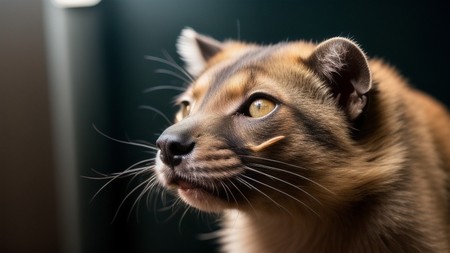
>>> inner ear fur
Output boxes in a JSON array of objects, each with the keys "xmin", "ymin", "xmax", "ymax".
[
  {"xmin": 176, "ymin": 28, "xmax": 224, "ymax": 76},
  {"xmin": 306, "ymin": 37, "xmax": 372, "ymax": 120}
]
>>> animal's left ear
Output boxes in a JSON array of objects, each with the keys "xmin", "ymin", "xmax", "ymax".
[
  {"xmin": 177, "ymin": 28, "xmax": 224, "ymax": 76},
  {"xmin": 306, "ymin": 37, "xmax": 372, "ymax": 120}
]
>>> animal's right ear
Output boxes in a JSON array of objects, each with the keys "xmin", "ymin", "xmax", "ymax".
[{"xmin": 177, "ymin": 28, "xmax": 224, "ymax": 76}]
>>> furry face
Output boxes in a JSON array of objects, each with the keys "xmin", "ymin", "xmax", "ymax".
[{"xmin": 155, "ymin": 29, "xmax": 378, "ymax": 215}]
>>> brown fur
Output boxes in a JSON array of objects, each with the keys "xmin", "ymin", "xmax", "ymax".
[{"xmin": 154, "ymin": 29, "xmax": 450, "ymax": 252}]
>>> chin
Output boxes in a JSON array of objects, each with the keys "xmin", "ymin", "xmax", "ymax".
[{"xmin": 177, "ymin": 187, "xmax": 231, "ymax": 212}]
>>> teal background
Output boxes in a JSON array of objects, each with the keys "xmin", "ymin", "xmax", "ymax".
[
  {"xmin": 2, "ymin": 0, "xmax": 449, "ymax": 252},
  {"xmin": 74, "ymin": 1, "xmax": 449, "ymax": 252}
]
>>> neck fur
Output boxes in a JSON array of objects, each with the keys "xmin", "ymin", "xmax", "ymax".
[{"xmin": 219, "ymin": 210, "xmax": 323, "ymax": 253}]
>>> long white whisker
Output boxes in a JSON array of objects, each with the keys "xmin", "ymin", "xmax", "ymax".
[
  {"xmin": 145, "ymin": 175, "xmax": 161, "ymax": 209},
  {"xmin": 178, "ymin": 206, "xmax": 191, "ymax": 233},
  {"xmin": 145, "ymin": 54, "xmax": 194, "ymax": 82},
  {"xmin": 228, "ymin": 179, "xmax": 256, "ymax": 213},
  {"xmin": 112, "ymin": 179, "xmax": 150, "ymax": 222},
  {"xmin": 93, "ymin": 124, "xmax": 158, "ymax": 151},
  {"xmin": 151, "ymin": 183, "xmax": 164, "ymax": 216},
  {"xmin": 219, "ymin": 181, "xmax": 231, "ymax": 203},
  {"xmin": 154, "ymin": 69, "xmax": 191, "ymax": 84},
  {"xmin": 83, "ymin": 169, "xmax": 111, "ymax": 179},
  {"xmin": 87, "ymin": 166, "xmax": 147, "ymax": 195},
  {"xmin": 241, "ymin": 174, "xmax": 319, "ymax": 217},
  {"xmin": 240, "ymin": 155, "xmax": 309, "ymax": 170},
  {"xmin": 143, "ymin": 85, "xmax": 185, "ymax": 94},
  {"xmin": 138, "ymin": 105, "xmax": 172, "ymax": 125},
  {"xmin": 235, "ymin": 176, "xmax": 292, "ymax": 216},
  {"xmin": 126, "ymin": 167, "xmax": 152, "ymax": 189},
  {"xmin": 160, "ymin": 198, "xmax": 183, "ymax": 223},
  {"xmin": 244, "ymin": 165, "xmax": 322, "ymax": 205},
  {"xmin": 161, "ymin": 51, "xmax": 195, "ymax": 83},
  {"xmin": 87, "ymin": 168, "xmax": 143, "ymax": 179},
  {"xmin": 224, "ymin": 182, "xmax": 239, "ymax": 207},
  {"xmin": 159, "ymin": 197, "xmax": 182, "ymax": 212},
  {"xmin": 88, "ymin": 159, "xmax": 154, "ymax": 202},
  {"xmin": 127, "ymin": 176, "xmax": 157, "ymax": 221},
  {"xmin": 248, "ymin": 162, "xmax": 334, "ymax": 195},
  {"xmin": 109, "ymin": 166, "xmax": 151, "ymax": 177}
]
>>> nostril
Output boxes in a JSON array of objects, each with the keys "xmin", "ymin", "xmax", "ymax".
[
  {"xmin": 156, "ymin": 134, "xmax": 195, "ymax": 167},
  {"xmin": 169, "ymin": 141, "xmax": 195, "ymax": 157}
]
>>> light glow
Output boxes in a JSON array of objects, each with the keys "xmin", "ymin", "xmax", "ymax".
[{"xmin": 52, "ymin": 0, "xmax": 101, "ymax": 8}]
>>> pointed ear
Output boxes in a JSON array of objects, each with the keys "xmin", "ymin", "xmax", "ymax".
[
  {"xmin": 176, "ymin": 28, "xmax": 224, "ymax": 76},
  {"xmin": 306, "ymin": 37, "xmax": 372, "ymax": 120}
]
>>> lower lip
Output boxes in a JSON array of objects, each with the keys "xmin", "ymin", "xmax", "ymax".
[
  {"xmin": 177, "ymin": 181, "xmax": 201, "ymax": 193},
  {"xmin": 177, "ymin": 181, "xmax": 211, "ymax": 198},
  {"xmin": 177, "ymin": 180, "xmax": 196, "ymax": 190},
  {"xmin": 178, "ymin": 187, "xmax": 210, "ymax": 201}
]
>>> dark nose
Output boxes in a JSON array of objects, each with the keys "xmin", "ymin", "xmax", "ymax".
[{"xmin": 156, "ymin": 133, "xmax": 195, "ymax": 167}]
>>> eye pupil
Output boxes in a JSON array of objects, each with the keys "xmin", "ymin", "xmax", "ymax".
[{"xmin": 255, "ymin": 101, "xmax": 262, "ymax": 110}]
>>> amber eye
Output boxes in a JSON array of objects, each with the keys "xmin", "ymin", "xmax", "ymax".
[
  {"xmin": 248, "ymin": 98, "xmax": 276, "ymax": 118},
  {"xmin": 180, "ymin": 101, "xmax": 191, "ymax": 118},
  {"xmin": 175, "ymin": 101, "xmax": 191, "ymax": 122}
]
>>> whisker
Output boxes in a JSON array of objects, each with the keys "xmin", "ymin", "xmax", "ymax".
[
  {"xmin": 161, "ymin": 50, "xmax": 195, "ymax": 83},
  {"xmin": 219, "ymin": 181, "xmax": 231, "ymax": 203},
  {"xmin": 160, "ymin": 186, "xmax": 169, "ymax": 208},
  {"xmin": 126, "ymin": 166, "xmax": 152, "ymax": 189},
  {"xmin": 110, "ymin": 160, "xmax": 154, "ymax": 177},
  {"xmin": 235, "ymin": 176, "xmax": 254, "ymax": 189},
  {"xmin": 241, "ymin": 174, "xmax": 319, "ymax": 217},
  {"xmin": 235, "ymin": 176, "xmax": 293, "ymax": 216},
  {"xmin": 112, "ymin": 179, "xmax": 151, "ymax": 223},
  {"xmin": 87, "ymin": 159, "xmax": 154, "ymax": 202},
  {"xmin": 93, "ymin": 124, "xmax": 158, "ymax": 151},
  {"xmin": 158, "ymin": 199, "xmax": 180, "ymax": 212},
  {"xmin": 145, "ymin": 54, "xmax": 194, "ymax": 83},
  {"xmin": 178, "ymin": 206, "xmax": 192, "ymax": 233},
  {"xmin": 228, "ymin": 179, "xmax": 257, "ymax": 213},
  {"xmin": 240, "ymin": 155, "xmax": 309, "ymax": 170},
  {"xmin": 81, "ymin": 167, "xmax": 146, "ymax": 180},
  {"xmin": 139, "ymin": 105, "xmax": 172, "ymax": 125},
  {"xmin": 159, "ymin": 197, "xmax": 183, "ymax": 215},
  {"xmin": 108, "ymin": 166, "xmax": 151, "ymax": 178},
  {"xmin": 154, "ymin": 69, "xmax": 191, "ymax": 84},
  {"xmin": 83, "ymin": 168, "xmax": 111, "ymax": 179},
  {"xmin": 244, "ymin": 165, "xmax": 322, "ymax": 205},
  {"xmin": 143, "ymin": 85, "xmax": 185, "ymax": 94},
  {"xmin": 127, "ymin": 175, "xmax": 158, "ymax": 221},
  {"xmin": 159, "ymin": 197, "xmax": 183, "ymax": 224},
  {"xmin": 248, "ymin": 162, "xmax": 334, "ymax": 195},
  {"xmin": 146, "ymin": 175, "xmax": 162, "ymax": 209},
  {"xmin": 151, "ymin": 183, "xmax": 164, "ymax": 214}
]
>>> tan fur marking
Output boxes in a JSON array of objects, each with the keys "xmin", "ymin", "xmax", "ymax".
[
  {"xmin": 192, "ymin": 73, "xmax": 211, "ymax": 101},
  {"xmin": 248, "ymin": 136, "xmax": 285, "ymax": 152},
  {"xmin": 212, "ymin": 71, "xmax": 249, "ymax": 111},
  {"xmin": 222, "ymin": 72, "xmax": 248, "ymax": 97}
]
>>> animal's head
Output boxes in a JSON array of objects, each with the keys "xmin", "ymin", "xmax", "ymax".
[{"xmin": 154, "ymin": 28, "xmax": 376, "ymax": 215}]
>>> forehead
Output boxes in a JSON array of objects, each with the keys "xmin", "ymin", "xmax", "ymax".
[
  {"xmin": 182, "ymin": 42, "xmax": 315, "ymax": 112},
  {"xmin": 187, "ymin": 65, "xmax": 259, "ymax": 114}
]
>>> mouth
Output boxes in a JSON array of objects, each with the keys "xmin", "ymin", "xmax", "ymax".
[
  {"xmin": 165, "ymin": 174, "xmax": 233, "ymax": 212},
  {"xmin": 168, "ymin": 176, "xmax": 215, "ymax": 195}
]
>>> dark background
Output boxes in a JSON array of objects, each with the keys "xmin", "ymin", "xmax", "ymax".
[{"xmin": 1, "ymin": 0, "xmax": 449, "ymax": 252}]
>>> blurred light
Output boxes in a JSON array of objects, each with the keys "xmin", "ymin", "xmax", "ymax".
[{"xmin": 52, "ymin": 0, "xmax": 101, "ymax": 8}]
